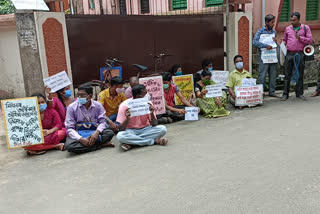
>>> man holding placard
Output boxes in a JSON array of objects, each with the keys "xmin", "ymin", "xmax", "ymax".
[
  {"xmin": 226, "ymin": 55, "xmax": 252, "ymax": 107},
  {"xmin": 116, "ymin": 84, "xmax": 168, "ymax": 151},
  {"xmin": 253, "ymin": 14, "xmax": 278, "ymax": 97}
]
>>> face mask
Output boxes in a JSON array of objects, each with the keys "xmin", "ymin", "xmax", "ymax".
[
  {"xmin": 39, "ymin": 103, "xmax": 47, "ymax": 112},
  {"xmin": 208, "ymin": 67, "xmax": 213, "ymax": 72},
  {"xmin": 78, "ymin": 97, "xmax": 88, "ymax": 105},
  {"xmin": 116, "ymin": 88, "xmax": 125, "ymax": 94},
  {"xmin": 202, "ymin": 79, "xmax": 211, "ymax": 86},
  {"xmin": 64, "ymin": 90, "xmax": 72, "ymax": 98},
  {"xmin": 163, "ymin": 84, "xmax": 169, "ymax": 90},
  {"xmin": 176, "ymin": 71, "xmax": 183, "ymax": 76},
  {"xmin": 236, "ymin": 62, "xmax": 244, "ymax": 70},
  {"xmin": 267, "ymin": 25, "xmax": 273, "ymax": 30}
]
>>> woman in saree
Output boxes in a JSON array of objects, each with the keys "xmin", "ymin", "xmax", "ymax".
[
  {"xmin": 195, "ymin": 70, "xmax": 230, "ymax": 118},
  {"xmin": 24, "ymin": 93, "xmax": 67, "ymax": 155}
]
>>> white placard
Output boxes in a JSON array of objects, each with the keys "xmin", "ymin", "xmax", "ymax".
[
  {"xmin": 261, "ymin": 48, "xmax": 278, "ymax": 64},
  {"xmin": 185, "ymin": 107, "xmax": 199, "ymax": 121},
  {"xmin": 205, "ymin": 85, "xmax": 222, "ymax": 98},
  {"xmin": 242, "ymin": 78, "xmax": 257, "ymax": 87},
  {"xmin": 11, "ymin": 0, "xmax": 49, "ymax": 11},
  {"xmin": 259, "ymin": 33, "xmax": 277, "ymax": 48},
  {"xmin": 43, "ymin": 71, "xmax": 72, "ymax": 93},
  {"xmin": 235, "ymin": 84, "xmax": 264, "ymax": 107},
  {"xmin": 211, "ymin": 70, "xmax": 229, "ymax": 89},
  {"xmin": 127, "ymin": 98, "xmax": 150, "ymax": 117},
  {"xmin": 280, "ymin": 42, "xmax": 287, "ymax": 56},
  {"xmin": 1, "ymin": 97, "xmax": 44, "ymax": 149}
]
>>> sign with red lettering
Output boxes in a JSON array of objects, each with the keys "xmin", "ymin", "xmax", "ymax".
[
  {"xmin": 235, "ymin": 84, "xmax": 264, "ymax": 107},
  {"xmin": 1, "ymin": 97, "xmax": 44, "ymax": 149},
  {"xmin": 139, "ymin": 76, "xmax": 166, "ymax": 115}
]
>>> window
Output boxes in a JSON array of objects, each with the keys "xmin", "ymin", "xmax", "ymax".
[
  {"xmin": 119, "ymin": 0, "xmax": 127, "ymax": 15},
  {"xmin": 279, "ymin": 0, "xmax": 291, "ymax": 22},
  {"xmin": 306, "ymin": 0, "xmax": 319, "ymax": 21},
  {"xmin": 140, "ymin": 0, "xmax": 150, "ymax": 14},
  {"xmin": 206, "ymin": 0, "xmax": 224, "ymax": 7},
  {"xmin": 172, "ymin": 0, "xmax": 187, "ymax": 10}
]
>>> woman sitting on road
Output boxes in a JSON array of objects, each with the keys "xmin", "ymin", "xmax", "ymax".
[
  {"xmin": 46, "ymin": 85, "xmax": 76, "ymax": 124},
  {"xmin": 24, "ymin": 93, "xmax": 66, "ymax": 155},
  {"xmin": 170, "ymin": 64, "xmax": 183, "ymax": 76},
  {"xmin": 195, "ymin": 70, "xmax": 230, "ymax": 118}
]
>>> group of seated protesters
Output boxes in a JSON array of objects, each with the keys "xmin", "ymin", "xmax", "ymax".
[{"xmin": 25, "ymin": 54, "xmax": 252, "ymax": 155}]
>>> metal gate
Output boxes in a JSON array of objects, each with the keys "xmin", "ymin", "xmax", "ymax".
[{"xmin": 66, "ymin": 14, "xmax": 224, "ymax": 86}]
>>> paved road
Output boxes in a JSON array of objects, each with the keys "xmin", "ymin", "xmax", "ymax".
[{"xmin": 0, "ymin": 89, "xmax": 320, "ymax": 214}]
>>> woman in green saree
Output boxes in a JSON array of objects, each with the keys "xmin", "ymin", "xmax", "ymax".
[{"xmin": 195, "ymin": 70, "xmax": 230, "ymax": 118}]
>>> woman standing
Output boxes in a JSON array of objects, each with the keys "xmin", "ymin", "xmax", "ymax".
[{"xmin": 24, "ymin": 93, "xmax": 66, "ymax": 155}]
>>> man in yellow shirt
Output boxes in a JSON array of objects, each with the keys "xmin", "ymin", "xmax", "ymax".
[
  {"xmin": 98, "ymin": 76, "xmax": 127, "ymax": 122},
  {"xmin": 226, "ymin": 55, "xmax": 252, "ymax": 106}
]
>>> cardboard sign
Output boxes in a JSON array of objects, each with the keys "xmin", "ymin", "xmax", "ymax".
[
  {"xmin": 127, "ymin": 98, "xmax": 150, "ymax": 117},
  {"xmin": 242, "ymin": 78, "xmax": 257, "ymax": 87},
  {"xmin": 261, "ymin": 48, "xmax": 278, "ymax": 64},
  {"xmin": 139, "ymin": 76, "xmax": 166, "ymax": 115},
  {"xmin": 11, "ymin": 0, "xmax": 49, "ymax": 11},
  {"xmin": 185, "ymin": 107, "xmax": 199, "ymax": 121},
  {"xmin": 43, "ymin": 71, "xmax": 71, "ymax": 92},
  {"xmin": 172, "ymin": 74, "xmax": 194, "ymax": 105},
  {"xmin": 235, "ymin": 84, "xmax": 264, "ymax": 107},
  {"xmin": 205, "ymin": 85, "xmax": 223, "ymax": 98},
  {"xmin": 211, "ymin": 70, "xmax": 229, "ymax": 89},
  {"xmin": 1, "ymin": 97, "xmax": 44, "ymax": 149}
]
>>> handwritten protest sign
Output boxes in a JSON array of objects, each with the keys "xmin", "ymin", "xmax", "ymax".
[
  {"xmin": 127, "ymin": 98, "xmax": 150, "ymax": 117},
  {"xmin": 43, "ymin": 71, "xmax": 71, "ymax": 93},
  {"xmin": 139, "ymin": 76, "xmax": 166, "ymax": 115},
  {"xmin": 259, "ymin": 34, "xmax": 277, "ymax": 48},
  {"xmin": 235, "ymin": 84, "xmax": 264, "ymax": 107},
  {"xmin": 242, "ymin": 78, "xmax": 257, "ymax": 87},
  {"xmin": 205, "ymin": 85, "xmax": 223, "ymax": 98},
  {"xmin": 261, "ymin": 48, "xmax": 278, "ymax": 64},
  {"xmin": 211, "ymin": 71, "xmax": 229, "ymax": 89},
  {"xmin": 172, "ymin": 74, "xmax": 194, "ymax": 105},
  {"xmin": 185, "ymin": 107, "xmax": 199, "ymax": 121},
  {"xmin": 1, "ymin": 97, "xmax": 44, "ymax": 149}
]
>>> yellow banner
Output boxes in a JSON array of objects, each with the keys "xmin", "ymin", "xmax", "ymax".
[{"xmin": 173, "ymin": 74, "xmax": 194, "ymax": 105}]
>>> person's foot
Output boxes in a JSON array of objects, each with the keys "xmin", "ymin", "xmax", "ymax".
[
  {"xmin": 280, "ymin": 95, "xmax": 288, "ymax": 101},
  {"xmin": 157, "ymin": 117, "xmax": 168, "ymax": 124},
  {"xmin": 102, "ymin": 142, "xmax": 115, "ymax": 147},
  {"xmin": 166, "ymin": 117, "xmax": 173, "ymax": 123},
  {"xmin": 296, "ymin": 95, "xmax": 306, "ymax": 100},
  {"xmin": 311, "ymin": 91, "xmax": 319, "ymax": 97},
  {"xmin": 121, "ymin": 143, "xmax": 132, "ymax": 151},
  {"xmin": 26, "ymin": 150, "xmax": 47, "ymax": 155},
  {"xmin": 54, "ymin": 143, "xmax": 64, "ymax": 151},
  {"xmin": 155, "ymin": 137, "xmax": 168, "ymax": 146}
]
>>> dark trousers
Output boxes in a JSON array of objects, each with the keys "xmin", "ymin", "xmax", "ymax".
[
  {"xmin": 65, "ymin": 129, "xmax": 114, "ymax": 154},
  {"xmin": 157, "ymin": 105, "xmax": 185, "ymax": 123},
  {"xmin": 283, "ymin": 52, "xmax": 305, "ymax": 97}
]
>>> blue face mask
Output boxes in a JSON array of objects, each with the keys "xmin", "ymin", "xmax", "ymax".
[
  {"xmin": 64, "ymin": 90, "xmax": 72, "ymax": 98},
  {"xmin": 78, "ymin": 97, "xmax": 88, "ymax": 105},
  {"xmin": 236, "ymin": 62, "xmax": 244, "ymax": 69},
  {"xmin": 208, "ymin": 67, "xmax": 213, "ymax": 71},
  {"xmin": 176, "ymin": 71, "xmax": 183, "ymax": 76},
  {"xmin": 39, "ymin": 103, "xmax": 47, "ymax": 112}
]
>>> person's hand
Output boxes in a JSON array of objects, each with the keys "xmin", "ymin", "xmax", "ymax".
[
  {"xmin": 88, "ymin": 131, "xmax": 99, "ymax": 146},
  {"xmin": 45, "ymin": 86, "xmax": 53, "ymax": 95},
  {"xmin": 296, "ymin": 33, "xmax": 300, "ymax": 40},
  {"xmin": 201, "ymin": 90, "xmax": 208, "ymax": 96},
  {"xmin": 232, "ymin": 94, "xmax": 236, "ymax": 100},
  {"xmin": 108, "ymin": 120, "xmax": 118, "ymax": 132},
  {"xmin": 272, "ymin": 37, "xmax": 277, "ymax": 42},
  {"xmin": 149, "ymin": 103, "xmax": 155, "ymax": 113},
  {"xmin": 80, "ymin": 138, "xmax": 90, "ymax": 147},
  {"xmin": 266, "ymin": 45, "xmax": 272, "ymax": 50},
  {"xmin": 215, "ymin": 97, "xmax": 222, "ymax": 108},
  {"xmin": 43, "ymin": 129, "xmax": 49, "ymax": 137},
  {"xmin": 125, "ymin": 108, "xmax": 131, "ymax": 119},
  {"xmin": 177, "ymin": 109, "xmax": 186, "ymax": 114}
]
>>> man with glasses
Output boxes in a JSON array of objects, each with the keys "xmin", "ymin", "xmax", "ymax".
[{"xmin": 64, "ymin": 84, "xmax": 115, "ymax": 154}]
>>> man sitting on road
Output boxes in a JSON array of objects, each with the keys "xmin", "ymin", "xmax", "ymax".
[
  {"xmin": 64, "ymin": 84, "xmax": 115, "ymax": 154},
  {"xmin": 157, "ymin": 72, "xmax": 195, "ymax": 124},
  {"xmin": 116, "ymin": 84, "xmax": 168, "ymax": 151},
  {"xmin": 226, "ymin": 55, "xmax": 252, "ymax": 108},
  {"xmin": 98, "ymin": 76, "xmax": 127, "ymax": 122}
]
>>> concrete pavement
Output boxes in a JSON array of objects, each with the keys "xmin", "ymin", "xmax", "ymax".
[{"xmin": 0, "ymin": 88, "xmax": 320, "ymax": 214}]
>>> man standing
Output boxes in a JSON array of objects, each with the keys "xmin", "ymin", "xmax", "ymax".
[
  {"xmin": 253, "ymin": 14, "xmax": 278, "ymax": 97},
  {"xmin": 116, "ymin": 84, "xmax": 168, "ymax": 151},
  {"xmin": 65, "ymin": 84, "xmax": 115, "ymax": 154},
  {"xmin": 281, "ymin": 12, "xmax": 313, "ymax": 101}
]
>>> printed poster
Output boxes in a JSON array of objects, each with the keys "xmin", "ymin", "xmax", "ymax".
[{"xmin": 172, "ymin": 74, "xmax": 194, "ymax": 105}]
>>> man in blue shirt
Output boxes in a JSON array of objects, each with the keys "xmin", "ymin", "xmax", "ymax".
[{"xmin": 253, "ymin": 14, "xmax": 278, "ymax": 97}]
